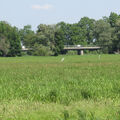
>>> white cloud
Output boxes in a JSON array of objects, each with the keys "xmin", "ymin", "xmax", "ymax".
[{"xmin": 32, "ymin": 4, "xmax": 53, "ymax": 10}]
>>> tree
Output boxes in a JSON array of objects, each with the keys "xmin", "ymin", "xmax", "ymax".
[
  {"xmin": 70, "ymin": 23, "xmax": 84, "ymax": 45},
  {"xmin": 78, "ymin": 17, "xmax": 95, "ymax": 45},
  {"xmin": 0, "ymin": 21, "xmax": 21, "ymax": 56},
  {"xmin": 113, "ymin": 19, "xmax": 120, "ymax": 53},
  {"xmin": 8, "ymin": 27, "xmax": 21, "ymax": 56},
  {"xmin": 94, "ymin": 20, "xmax": 113, "ymax": 53},
  {"xmin": 109, "ymin": 13, "xmax": 120, "ymax": 53},
  {"xmin": 56, "ymin": 22, "xmax": 70, "ymax": 45},
  {"xmin": 0, "ymin": 35, "xmax": 10, "ymax": 56},
  {"xmin": 37, "ymin": 24, "xmax": 55, "ymax": 46},
  {"xmin": 109, "ymin": 12, "xmax": 120, "ymax": 27},
  {"xmin": 19, "ymin": 25, "xmax": 35, "ymax": 47},
  {"xmin": 54, "ymin": 25, "xmax": 64, "ymax": 55}
]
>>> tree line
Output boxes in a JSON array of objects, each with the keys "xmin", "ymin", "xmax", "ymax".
[{"xmin": 0, "ymin": 12, "xmax": 120, "ymax": 56}]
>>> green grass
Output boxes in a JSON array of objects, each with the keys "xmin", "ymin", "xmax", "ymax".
[{"xmin": 0, "ymin": 55, "xmax": 120, "ymax": 119}]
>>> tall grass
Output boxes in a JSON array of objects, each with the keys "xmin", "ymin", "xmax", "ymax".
[{"xmin": 0, "ymin": 55, "xmax": 120, "ymax": 119}]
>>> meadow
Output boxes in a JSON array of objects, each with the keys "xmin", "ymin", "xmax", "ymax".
[{"xmin": 0, "ymin": 55, "xmax": 120, "ymax": 120}]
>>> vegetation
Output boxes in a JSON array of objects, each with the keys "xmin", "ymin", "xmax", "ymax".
[
  {"xmin": 0, "ymin": 21, "xmax": 21, "ymax": 57},
  {"xmin": 0, "ymin": 55, "xmax": 120, "ymax": 119},
  {"xmin": 32, "ymin": 44, "xmax": 53, "ymax": 56},
  {"xmin": 66, "ymin": 50, "xmax": 78, "ymax": 55},
  {"xmin": 0, "ymin": 12, "xmax": 120, "ymax": 56},
  {"xmin": 0, "ymin": 12, "xmax": 120, "ymax": 119}
]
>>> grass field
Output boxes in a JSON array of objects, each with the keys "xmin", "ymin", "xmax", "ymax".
[{"xmin": 0, "ymin": 55, "xmax": 120, "ymax": 120}]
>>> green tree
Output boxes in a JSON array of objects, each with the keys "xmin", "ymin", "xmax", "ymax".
[
  {"xmin": 54, "ymin": 25, "xmax": 64, "ymax": 55},
  {"xmin": 8, "ymin": 27, "xmax": 21, "ymax": 56},
  {"xmin": 94, "ymin": 20, "xmax": 113, "ymax": 53},
  {"xmin": 109, "ymin": 12, "xmax": 120, "ymax": 53},
  {"xmin": 37, "ymin": 24, "xmax": 55, "ymax": 46},
  {"xmin": 113, "ymin": 19, "xmax": 120, "ymax": 53},
  {"xmin": 19, "ymin": 25, "xmax": 35, "ymax": 47},
  {"xmin": 56, "ymin": 22, "xmax": 70, "ymax": 45},
  {"xmin": 78, "ymin": 17, "xmax": 95, "ymax": 45},
  {"xmin": 0, "ymin": 21, "xmax": 21, "ymax": 56},
  {"xmin": 0, "ymin": 35, "xmax": 10, "ymax": 56},
  {"xmin": 70, "ymin": 23, "xmax": 84, "ymax": 45},
  {"xmin": 109, "ymin": 12, "xmax": 120, "ymax": 27}
]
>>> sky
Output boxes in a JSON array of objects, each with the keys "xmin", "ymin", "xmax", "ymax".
[{"xmin": 0, "ymin": 0, "xmax": 120, "ymax": 31}]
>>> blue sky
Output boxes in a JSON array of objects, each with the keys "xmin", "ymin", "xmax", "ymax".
[{"xmin": 0, "ymin": 0, "xmax": 120, "ymax": 30}]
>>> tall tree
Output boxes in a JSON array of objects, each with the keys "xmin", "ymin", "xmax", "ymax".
[
  {"xmin": 78, "ymin": 17, "xmax": 95, "ymax": 45},
  {"xmin": 94, "ymin": 20, "xmax": 113, "ymax": 53},
  {"xmin": 19, "ymin": 25, "xmax": 35, "ymax": 47},
  {"xmin": 109, "ymin": 12, "xmax": 120, "ymax": 27},
  {"xmin": 0, "ymin": 35, "xmax": 10, "ymax": 56},
  {"xmin": 109, "ymin": 13, "xmax": 120, "ymax": 53},
  {"xmin": 8, "ymin": 27, "xmax": 21, "ymax": 56},
  {"xmin": 113, "ymin": 19, "xmax": 120, "ymax": 53},
  {"xmin": 54, "ymin": 25, "xmax": 64, "ymax": 55},
  {"xmin": 0, "ymin": 21, "xmax": 21, "ymax": 56},
  {"xmin": 37, "ymin": 24, "xmax": 54, "ymax": 46},
  {"xmin": 56, "ymin": 22, "xmax": 70, "ymax": 45}
]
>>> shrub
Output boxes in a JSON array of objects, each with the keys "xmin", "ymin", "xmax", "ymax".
[
  {"xmin": 66, "ymin": 50, "xmax": 77, "ymax": 55},
  {"xmin": 32, "ymin": 43, "xmax": 53, "ymax": 56}
]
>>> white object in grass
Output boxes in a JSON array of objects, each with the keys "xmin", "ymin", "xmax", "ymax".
[{"xmin": 61, "ymin": 58, "xmax": 64, "ymax": 62}]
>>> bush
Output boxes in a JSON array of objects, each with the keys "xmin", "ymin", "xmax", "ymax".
[
  {"xmin": 32, "ymin": 44, "xmax": 53, "ymax": 56},
  {"xmin": 66, "ymin": 50, "xmax": 77, "ymax": 55}
]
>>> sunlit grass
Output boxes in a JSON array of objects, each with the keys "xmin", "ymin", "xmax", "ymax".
[{"xmin": 0, "ymin": 54, "xmax": 120, "ymax": 119}]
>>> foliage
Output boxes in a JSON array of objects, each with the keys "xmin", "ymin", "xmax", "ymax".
[
  {"xmin": 37, "ymin": 24, "xmax": 55, "ymax": 47},
  {"xmin": 1, "ymin": 12, "xmax": 120, "ymax": 56},
  {"xmin": 66, "ymin": 50, "xmax": 77, "ymax": 55},
  {"xmin": 78, "ymin": 17, "xmax": 95, "ymax": 45},
  {"xmin": 32, "ymin": 43, "xmax": 53, "ymax": 56},
  {"xmin": 0, "ymin": 21, "xmax": 21, "ymax": 56},
  {"xmin": 53, "ymin": 26, "xmax": 64, "ymax": 56},
  {"xmin": 113, "ymin": 19, "xmax": 120, "ymax": 53},
  {"xmin": 19, "ymin": 25, "xmax": 36, "ymax": 47},
  {"xmin": 0, "ymin": 35, "xmax": 10, "ymax": 56},
  {"xmin": 109, "ymin": 12, "xmax": 120, "ymax": 27},
  {"xmin": 94, "ymin": 20, "xmax": 113, "ymax": 53}
]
